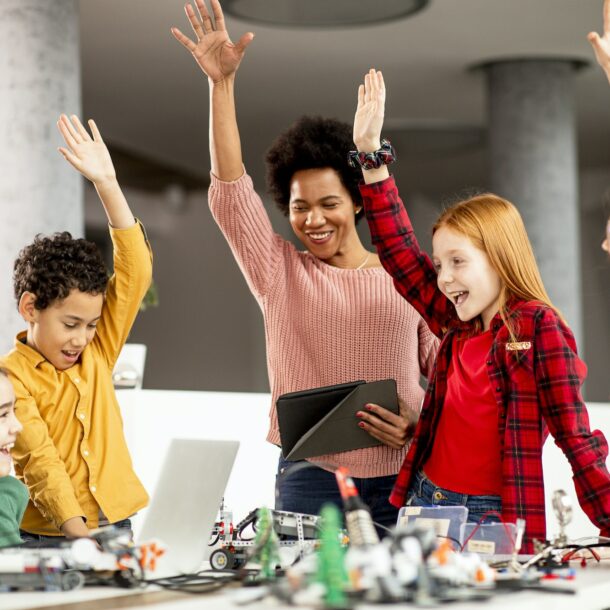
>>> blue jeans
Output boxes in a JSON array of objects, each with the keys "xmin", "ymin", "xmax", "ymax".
[
  {"xmin": 275, "ymin": 457, "xmax": 398, "ymax": 536},
  {"xmin": 20, "ymin": 518, "xmax": 132, "ymax": 547},
  {"xmin": 406, "ymin": 471, "xmax": 502, "ymax": 524}
]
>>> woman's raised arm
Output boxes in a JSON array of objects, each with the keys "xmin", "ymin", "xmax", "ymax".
[{"xmin": 171, "ymin": 0, "xmax": 254, "ymax": 180}]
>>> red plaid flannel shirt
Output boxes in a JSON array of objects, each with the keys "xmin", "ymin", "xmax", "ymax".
[{"xmin": 361, "ymin": 176, "xmax": 610, "ymax": 552}]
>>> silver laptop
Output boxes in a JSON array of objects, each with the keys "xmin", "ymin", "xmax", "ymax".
[{"xmin": 136, "ymin": 438, "xmax": 239, "ymax": 577}]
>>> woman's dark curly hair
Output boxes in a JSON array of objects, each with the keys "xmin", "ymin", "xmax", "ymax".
[
  {"xmin": 265, "ymin": 116, "xmax": 363, "ymax": 221},
  {"xmin": 13, "ymin": 232, "xmax": 109, "ymax": 310}
]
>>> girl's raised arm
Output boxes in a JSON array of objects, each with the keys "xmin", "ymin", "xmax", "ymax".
[
  {"xmin": 353, "ymin": 70, "xmax": 456, "ymax": 336},
  {"xmin": 353, "ymin": 69, "xmax": 390, "ymax": 185}
]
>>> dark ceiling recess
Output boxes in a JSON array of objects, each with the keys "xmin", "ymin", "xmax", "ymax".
[
  {"xmin": 383, "ymin": 123, "xmax": 487, "ymax": 160},
  {"xmin": 107, "ymin": 144, "xmax": 208, "ymax": 192},
  {"xmin": 222, "ymin": 0, "xmax": 430, "ymax": 28}
]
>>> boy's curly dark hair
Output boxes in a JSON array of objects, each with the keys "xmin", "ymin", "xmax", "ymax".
[
  {"xmin": 13, "ymin": 232, "xmax": 109, "ymax": 310},
  {"xmin": 265, "ymin": 116, "xmax": 363, "ymax": 221}
]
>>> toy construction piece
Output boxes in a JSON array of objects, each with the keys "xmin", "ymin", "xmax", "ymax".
[
  {"xmin": 249, "ymin": 507, "xmax": 280, "ymax": 581},
  {"xmin": 316, "ymin": 503, "xmax": 351, "ymax": 609},
  {"xmin": 139, "ymin": 541, "xmax": 166, "ymax": 572},
  {"xmin": 335, "ymin": 467, "xmax": 379, "ymax": 547}
]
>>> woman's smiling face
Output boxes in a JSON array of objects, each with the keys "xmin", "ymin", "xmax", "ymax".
[{"xmin": 288, "ymin": 167, "xmax": 361, "ymax": 265}]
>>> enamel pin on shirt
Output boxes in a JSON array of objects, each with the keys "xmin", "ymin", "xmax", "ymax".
[{"xmin": 506, "ymin": 341, "xmax": 532, "ymax": 351}]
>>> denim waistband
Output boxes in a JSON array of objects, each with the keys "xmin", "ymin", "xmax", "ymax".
[{"xmin": 412, "ymin": 471, "xmax": 501, "ymax": 505}]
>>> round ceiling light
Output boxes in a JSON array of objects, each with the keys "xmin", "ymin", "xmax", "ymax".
[{"xmin": 222, "ymin": 0, "xmax": 430, "ymax": 28}]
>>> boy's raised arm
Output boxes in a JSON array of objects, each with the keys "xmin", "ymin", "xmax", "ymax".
[
  {"xmin": 58, "ymin": 113, "xmax": 152, "ymax": 366},
  {"xmin": 57, "ymin": 115, "xmax": 135, "ymax": 228}
]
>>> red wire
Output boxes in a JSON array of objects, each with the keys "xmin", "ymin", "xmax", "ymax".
[
  {"xmin": 461, "ymin": 510, "xmax": 515, "ymax": 553},
  {"xmin": 561, "ymin": 547, "xmax": 600, "ymax": 564}
]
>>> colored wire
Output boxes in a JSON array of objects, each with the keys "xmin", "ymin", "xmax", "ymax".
[
  {"xmin": 435, "ymin": 534, "xmax": 462, "ymax": 551},
  {"xmin": 460, "ymin": 510, "xmax": 515, "ymax": 553},
  {"xmin": 142, "ymin": 569, "xmax": 241, "ymax": 594},
  {"xmin": 561, "ymin": 542, "xmax": 610, "ymax": 564}
]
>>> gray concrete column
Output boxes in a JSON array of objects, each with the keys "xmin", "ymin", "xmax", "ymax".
[
  {"xmin": 484, "ymin": 60, "xmax": 584, "ymax": 345},
  {"xmin": 0, "ymin": 0, "xmax": 83, "ymax": 351}
]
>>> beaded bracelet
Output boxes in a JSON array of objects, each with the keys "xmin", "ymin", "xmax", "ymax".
[{"xmin": 347, "ymin": 139, "xmax": 396, "ymax": 170}]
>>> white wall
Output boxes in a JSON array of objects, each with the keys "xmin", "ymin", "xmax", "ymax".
[
  {"xmin": 117, "ymin": 389, "xmax": 279, "ymax": 537},
  {"xmin": 118, "ymin": 389, "xmax": 610, "ymax": 541},
  {"xmin": 542, "ymin": 402, "xmax": 610, "ymax": 542}
]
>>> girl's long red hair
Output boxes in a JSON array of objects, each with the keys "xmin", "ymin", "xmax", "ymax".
[{"xmin": 433, "ymin": 193, "xmax": 562, "ymax": 338}]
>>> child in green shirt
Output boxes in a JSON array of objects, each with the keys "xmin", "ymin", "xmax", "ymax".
[{"xmin": 0, "ymin": 367, "xmax": 27, "ymax": 547}]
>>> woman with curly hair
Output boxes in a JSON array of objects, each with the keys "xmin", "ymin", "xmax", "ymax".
[{"xmin": 171, "ymin": 0, "xmax": 437, "ymax": 528}]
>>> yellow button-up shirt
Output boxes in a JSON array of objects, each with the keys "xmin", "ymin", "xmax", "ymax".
[{"xmin": 0, "ymin": 221, "xmax": 152, "ymax": 535}]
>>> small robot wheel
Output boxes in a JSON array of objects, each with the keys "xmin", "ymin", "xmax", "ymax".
[
  {"xmin": 210, "ymin": 548, "xmax": 235, "ymax": 571},
  {"xmin": 113, "ymin": 569, "xmax": 140, "ymax": 588},
  {"xmin": 61, "ymin": 570, "xmax": 85, "ymax": 591}
]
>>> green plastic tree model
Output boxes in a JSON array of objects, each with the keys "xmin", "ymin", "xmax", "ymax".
[
  {"xmin": 316, "ymin": 503, "xmax": 350, "ymax": 608},
  {"xmin": 251, "ymin": 507, "xmax": 280, "ymax": 580}
]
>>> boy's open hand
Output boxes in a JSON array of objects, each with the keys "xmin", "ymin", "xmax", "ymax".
[
  {"xmin": 171, "ymin": 0, "xmax": 254, "ymax": 84},
  {"xmin": 57, "ymin": 115, "xmax": 116, "ymax": 186},
  {"xmin": 588, "ymin": 0, "xmax": 610, "ymax": 84},
  {"xmin": 353, "ymin": 69, "xmax": 386, "ymax": 152}
]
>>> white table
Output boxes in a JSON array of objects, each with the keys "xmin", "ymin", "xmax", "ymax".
[
  {"xmin": 2, "ymin": 564, "xmax": 610, "ymax": 610},
  {"xmin": 3, "ymin": 392, "xmax": 609, "ymax": 609}
]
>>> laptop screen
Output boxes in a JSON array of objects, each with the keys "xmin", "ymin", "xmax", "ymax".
[{"xmin": 137, "ymin": 438, "xmax": 239, "ymax": 576}]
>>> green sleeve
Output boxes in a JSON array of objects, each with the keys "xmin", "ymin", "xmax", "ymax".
[{"xmin": 0, "ymin": 476, "xmax": 29, "ymax": 547}]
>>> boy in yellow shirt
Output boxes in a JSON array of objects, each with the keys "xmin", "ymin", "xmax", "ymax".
[{"xmin": 0, "ymin": 115, "xmax": 151, "ymax": 541}]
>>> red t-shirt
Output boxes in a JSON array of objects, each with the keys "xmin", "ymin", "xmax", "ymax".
[{"xmin": 424, "ymin": 330, "xmax": 502, "ymax": 495}]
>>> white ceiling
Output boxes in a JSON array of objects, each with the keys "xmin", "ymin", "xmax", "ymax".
[{"xmin": 79, "ymin": 0, "xmax": 610, "ymax": 193}]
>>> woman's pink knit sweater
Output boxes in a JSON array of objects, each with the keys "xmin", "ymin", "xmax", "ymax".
[{"xmin": 209, "ymin": 172, "xmax": 437, "ymax": 477}]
